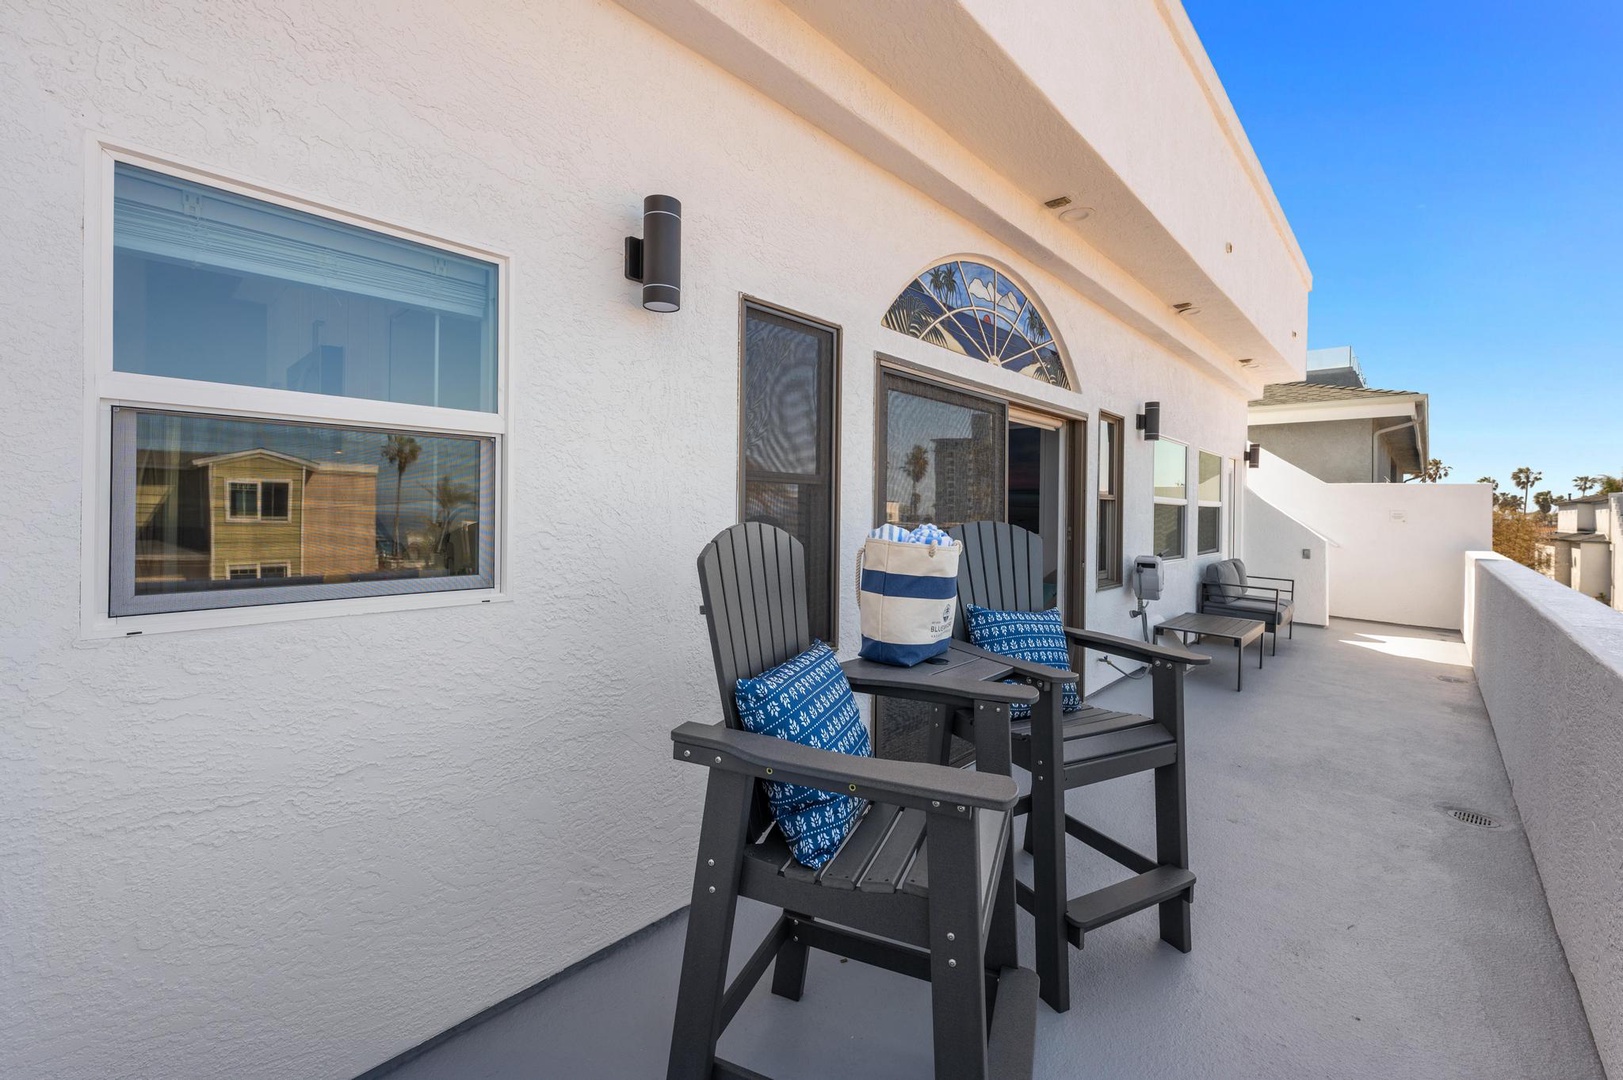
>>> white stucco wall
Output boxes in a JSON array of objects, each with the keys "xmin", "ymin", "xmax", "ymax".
[
  {"xmin": 0, "ymin": 2, "xmax": 1275, "ymax": 1078},
  {"xmin": 1465, "ymin": 554, "xmax": 1623, "ymax": 1079},
  {"xmin": 1249, "ymin": 451, "xmax": 1491, "ymax": 629},
  {"xmin": 1241, "ymin": 493, "xmax": 1330, "ymax": 626}
]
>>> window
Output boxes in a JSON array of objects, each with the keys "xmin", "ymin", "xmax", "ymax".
[
  {"xmin": 96, "ymin": 154, "xmax": 504, "ymax": 628},
  {"xmin": 882, "ymin": 259, "xmax": 1071, "ymax": 387},
  {"xmin": 741, "ymin": 302, "xmax": 839, "ymax": 642},
  {"xmin": 1197, "ymin": 451, "xmax": 1222, "ymax": 555},
  {"xmin": 1153, "ymin": 439, "xmax": 1187, "ymax": 560},
  {"xmin": 1097, "ymin": 413, "xmax": 1124, "ymax": 587},
  {"xmin": 877, "ymin": 371, "xmax": 1006, "ymax": 530}
]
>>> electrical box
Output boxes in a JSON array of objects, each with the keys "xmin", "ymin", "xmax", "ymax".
[{"xmin": 1133, "ymin": 555, "xmax": 1164, "ymax": 601}]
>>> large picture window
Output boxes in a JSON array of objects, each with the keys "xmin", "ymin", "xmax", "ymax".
[
  {"xmin": 1097, "ymin": 413, "xmax": 1124, "ymax": 587},
  {"xmin": 741, "ymin": 302, "xmax": 839, "ymax": 642},
  {"xmin": 1153, "ymin": 439, "xmax": 1188, "ymax": 560},
  {"xmin": 95, "ymin": 154, "xmax": 504, "ymax": 629}
]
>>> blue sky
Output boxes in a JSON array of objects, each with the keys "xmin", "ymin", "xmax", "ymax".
[{"xmin": 1185, "ymin": 0, "xmax": 1622, "ymax": 495}]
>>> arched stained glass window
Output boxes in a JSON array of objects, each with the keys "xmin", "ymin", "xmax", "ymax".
[{"xmin": 883, "ymin": 259, "xmax": 1071, "ymax": 388}]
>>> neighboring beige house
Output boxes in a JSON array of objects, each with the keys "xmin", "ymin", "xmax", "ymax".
[
  {"xmin": 1542, "ymin": 493, "xmax": 1622, "ymax": 609},
  {"xmin": 135, "ymin": 448, "xmax": 379, "ymax": 585},
  {"xmin": 1248, "ymin": 346, "xmax": 1429, "ymax": 483}
]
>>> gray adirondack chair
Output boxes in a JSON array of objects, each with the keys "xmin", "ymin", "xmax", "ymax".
[
  {"xmin": 667, "ymin": 523, "xmax": 1041, "ymax": 1080},
  {"xmin": 946, "ymin": 521, "xmax": 1209, "ymax": 1014}
]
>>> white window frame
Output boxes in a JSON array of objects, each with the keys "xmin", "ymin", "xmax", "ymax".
[
  {"xmin": 1196, "ymin": 449, "xmax": 1223, "ymax": 556},
  {"xmin": 1152, "ymin": 438, "xmax": 1188, "ymax": 561},
  {"xmin": 258, "ymin": 562, "xmax": 292, "ymax": 579},
  {"xmin": 80, "ymin": 140, "xmax": 512, "ymax": 639}
]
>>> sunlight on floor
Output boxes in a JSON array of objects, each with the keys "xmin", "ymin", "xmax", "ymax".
[{"xmin": 1340, "ymin": 633, "xmax": 1470, "ymax": 667}]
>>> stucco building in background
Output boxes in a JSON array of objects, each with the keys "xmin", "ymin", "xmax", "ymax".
[
  {"xmin": 1542, "ymin": 492, "xmax": 1622, "ymax": 610},
  {"xmin": 1247, "ymin": 345, "xmax": 1430, "ymax": 483}
]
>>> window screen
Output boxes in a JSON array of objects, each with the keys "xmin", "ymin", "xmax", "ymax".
[
  {"xmin": 741, "ymin": 304, "xmax": 838, "ymax": 641},
  {"xmin": 112, "ymin": 409, "xmax": 494, "ymax": 616}
]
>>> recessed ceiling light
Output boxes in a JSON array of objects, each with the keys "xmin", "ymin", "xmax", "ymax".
[{"xmin": 1058, "ymin": 206, "xmax": 1094, "ymax": 222}]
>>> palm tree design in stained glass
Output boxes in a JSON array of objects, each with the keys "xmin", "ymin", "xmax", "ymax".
[{"xmin": 881, "ymin": 258, "xmax": 1070, "ymax": 389}]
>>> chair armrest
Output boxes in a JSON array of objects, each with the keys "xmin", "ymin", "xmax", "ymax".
[
  {"xmin": 671, "ymin": 722, "xmax": 1019, "ymax": 813},
  {"xmin": 947, "ymin": 641, "xmax": 1077, "ymax": 687},
  {"xmin": 841, "ymin": 661, "xmax": 1040, "ymax": 708},
  {"xmin": 1238, "ymin": 585, "xmax": 1284, "ymax": 603},
  {"xmin": 1246, "ymin": 574, "xmax": 1295, "ymax": 591},
  {"xmin": 1064, "ymin": 626, "xmax": 1211, "ymax": 667}
]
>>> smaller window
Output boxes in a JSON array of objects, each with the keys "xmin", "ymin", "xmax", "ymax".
[
  {"xmin": 1153, "ymin": 439, "xmax": 1187, "ymax": 560},
  {"xmin": 259, "ymin": 563, "xmax": 290, "ymax": 579},
  {"xmin": 261, "ymin": 481, "xmax": 291, "ymax": 522},
  {"xmin": 1197, "ymin": 450, "xmax": 1222, "ymax": 555},
  {"xmin": 227, "ymin": 482, "xmax": 259, "ymax": 520},
  {"xmin": 227, "ymin": 565, "xmax": 259, "ymax": 580},
  {"xmin": 1097, "ymin": 414, "xmax": 1124, "ymax": 587}
]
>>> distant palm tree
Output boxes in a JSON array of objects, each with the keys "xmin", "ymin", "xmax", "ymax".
[
  {"xmin": 1410, "ymin": 458, "xmax": 1450, "ymax": 483},
  {"xmin": 1573, "ymin": 475, "xmax": 1597, "ymax": 495},
  {"xmin": 381, "ymin": 434, "xmax": 422, "ymax": 560},
  {"xmin": 1510, "ymin": 466, "xmax": 1542, "ymax": 513},
  {"xmin": 1533, "ymin": 490, "xmax": 1555, "ymax": 516},
  {"xmin": 1476, "ymin": 476, "xmax": 1498, "ymax": 491}
]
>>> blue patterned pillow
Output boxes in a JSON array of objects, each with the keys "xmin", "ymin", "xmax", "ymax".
[
  {"xmin": 734, "ymin": 642, "xmax": 871, "ymax": 868},
  {"xmin": 963, "ymin": 605, "xmax": 1081, "ymax": 719}
]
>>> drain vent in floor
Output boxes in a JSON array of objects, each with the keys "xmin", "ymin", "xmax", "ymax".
[
  {"xmin": 1442, "ymin": 806, "xmax": 1502, "ymax": 829},
  {"xmin": 1436, "ymin": 675, "xmax": 1468, "ymax": 684}
]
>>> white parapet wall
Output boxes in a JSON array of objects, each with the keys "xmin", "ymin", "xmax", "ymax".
[
  {"xmin": 1241, "ymin": 492, "xmax": 1331, "ymax": 625},
  {"xmin": 1248, "ymin": 450, "xmax": 1491, "ymax": 630},
  {"xmin": 1465, "ymin": 552, "xmax": 1623, "ymax": 1078}
]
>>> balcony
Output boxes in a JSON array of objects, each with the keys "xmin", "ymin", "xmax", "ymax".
[{"xmin": 374, "ymin": 579, "xmax": 1616, "ymax": 1079}]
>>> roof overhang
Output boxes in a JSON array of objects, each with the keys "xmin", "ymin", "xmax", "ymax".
[{"xmin": 611, "ymin": 0, "xmax": 1310, "ymax": 393}]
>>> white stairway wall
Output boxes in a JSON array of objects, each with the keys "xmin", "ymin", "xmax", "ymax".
[{"xmin": 1249, "ymin": 451, "xmax": 1490, "ymax": 630}]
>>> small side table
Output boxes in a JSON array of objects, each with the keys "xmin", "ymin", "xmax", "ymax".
[{"xmin": 1154, "ymin": 612, "xmax": 1265, "ymax": 691}]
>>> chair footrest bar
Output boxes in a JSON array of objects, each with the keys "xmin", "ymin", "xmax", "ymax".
[
  {"xmin": 1065, "ymin": 817, "xmax": 1157, "ymax": 874},
  {"xmin": 713, "ymin": 1058, "xmax": 773, "ymax": 1080},
  {"xmin": 1065, "ymin": 866, "xmax": 1196, "ymax": 945},
  {"xmin": 986, "ymin": 966, "xmax": 1039, "ymax": 1080}
]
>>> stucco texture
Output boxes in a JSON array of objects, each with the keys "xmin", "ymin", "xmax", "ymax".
[
  {"xmin": 1469, "ymin": 557, "xmax": 1623, "ymax": 1078},
  {"xmin": 0, "ymin": 1, "xmax": 1261, "ymax": 1077}
]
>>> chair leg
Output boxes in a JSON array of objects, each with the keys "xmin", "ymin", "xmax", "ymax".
[
  {"xmin": 926, "ymin": 809, "xmax": 991, "ymax": 1080},
  {"xmin": 1151, "ymin": 666, "xmax": 1193, "ymax": 954},
  {"xmin": 971, "ymin": 702, "xmax": 1019, "ymax": 976},
  {"xmin": 666, "ymin": 770, "xmax": 754, "ymax": 1080},
  {"xmin": 770, "ymin": 930, "xmax": 810, "ymax": 1001},
  {"xmin": 1027, "ymin": 687, "xmax": 1071, "ymax": 1012}
]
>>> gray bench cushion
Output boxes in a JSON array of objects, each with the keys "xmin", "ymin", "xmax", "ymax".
[{"xmin": 1203, "ymin": 597, "xmax": 1294, "ymax": 628}]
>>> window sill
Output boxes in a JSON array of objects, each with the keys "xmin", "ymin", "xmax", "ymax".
[
  {"xmin": 1096, "ymin": 580, "xmax": 1124, "ymax": 591},
  {"xmin": 81, "ymin": 587, "xmax": 509, "ymax": 640}
]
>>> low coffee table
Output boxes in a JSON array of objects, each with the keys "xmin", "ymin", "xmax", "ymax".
[{"xmin": 1154, "ymin": 612, "xmax": 1265, "ymax": 691}]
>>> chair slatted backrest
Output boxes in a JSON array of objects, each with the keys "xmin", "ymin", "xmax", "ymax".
[
  {"xmin": 697, "ymin": 523, "xmax": 814, "ymax": 837},
  {"xmin": 948, "ymin": 521, "xmax": 1046, "ymax": 639}
]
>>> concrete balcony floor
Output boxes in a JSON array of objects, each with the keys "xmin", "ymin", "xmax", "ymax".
[{"xmin": 384, "ymin": 619, "xmax": 1603, "ymax": 1080}]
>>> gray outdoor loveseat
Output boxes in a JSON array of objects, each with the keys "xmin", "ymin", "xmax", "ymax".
[{"xmin": 1198, "ymin": 558, "xmax": 1295, "ymax": 655}]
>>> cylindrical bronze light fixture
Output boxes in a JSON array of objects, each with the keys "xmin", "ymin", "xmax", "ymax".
[{"xmin": 624, "ymin": 195, "xmax": 681, "ymax": 312}]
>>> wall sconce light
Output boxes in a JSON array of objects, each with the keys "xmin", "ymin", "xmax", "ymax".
[
  {"xmin": 1136, "ymin": 401, "xmax": 1161, "ymax": 441},
  {"xmin": 1246, "ymin": 443, "xmax": 1262, "ymax": 468},
  {"xmin": 624, "ymin": 195, "xmax": 682, "ymax": 312}
]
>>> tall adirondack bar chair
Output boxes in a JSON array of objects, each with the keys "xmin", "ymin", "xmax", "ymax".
[
  {"xmin": 668, "ymin": 523, "xmax": 1041, "ymax": 1080},
  {"xmin": 945, "ymin": 521, "xmax": 1210, "ymax": 1014}
]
